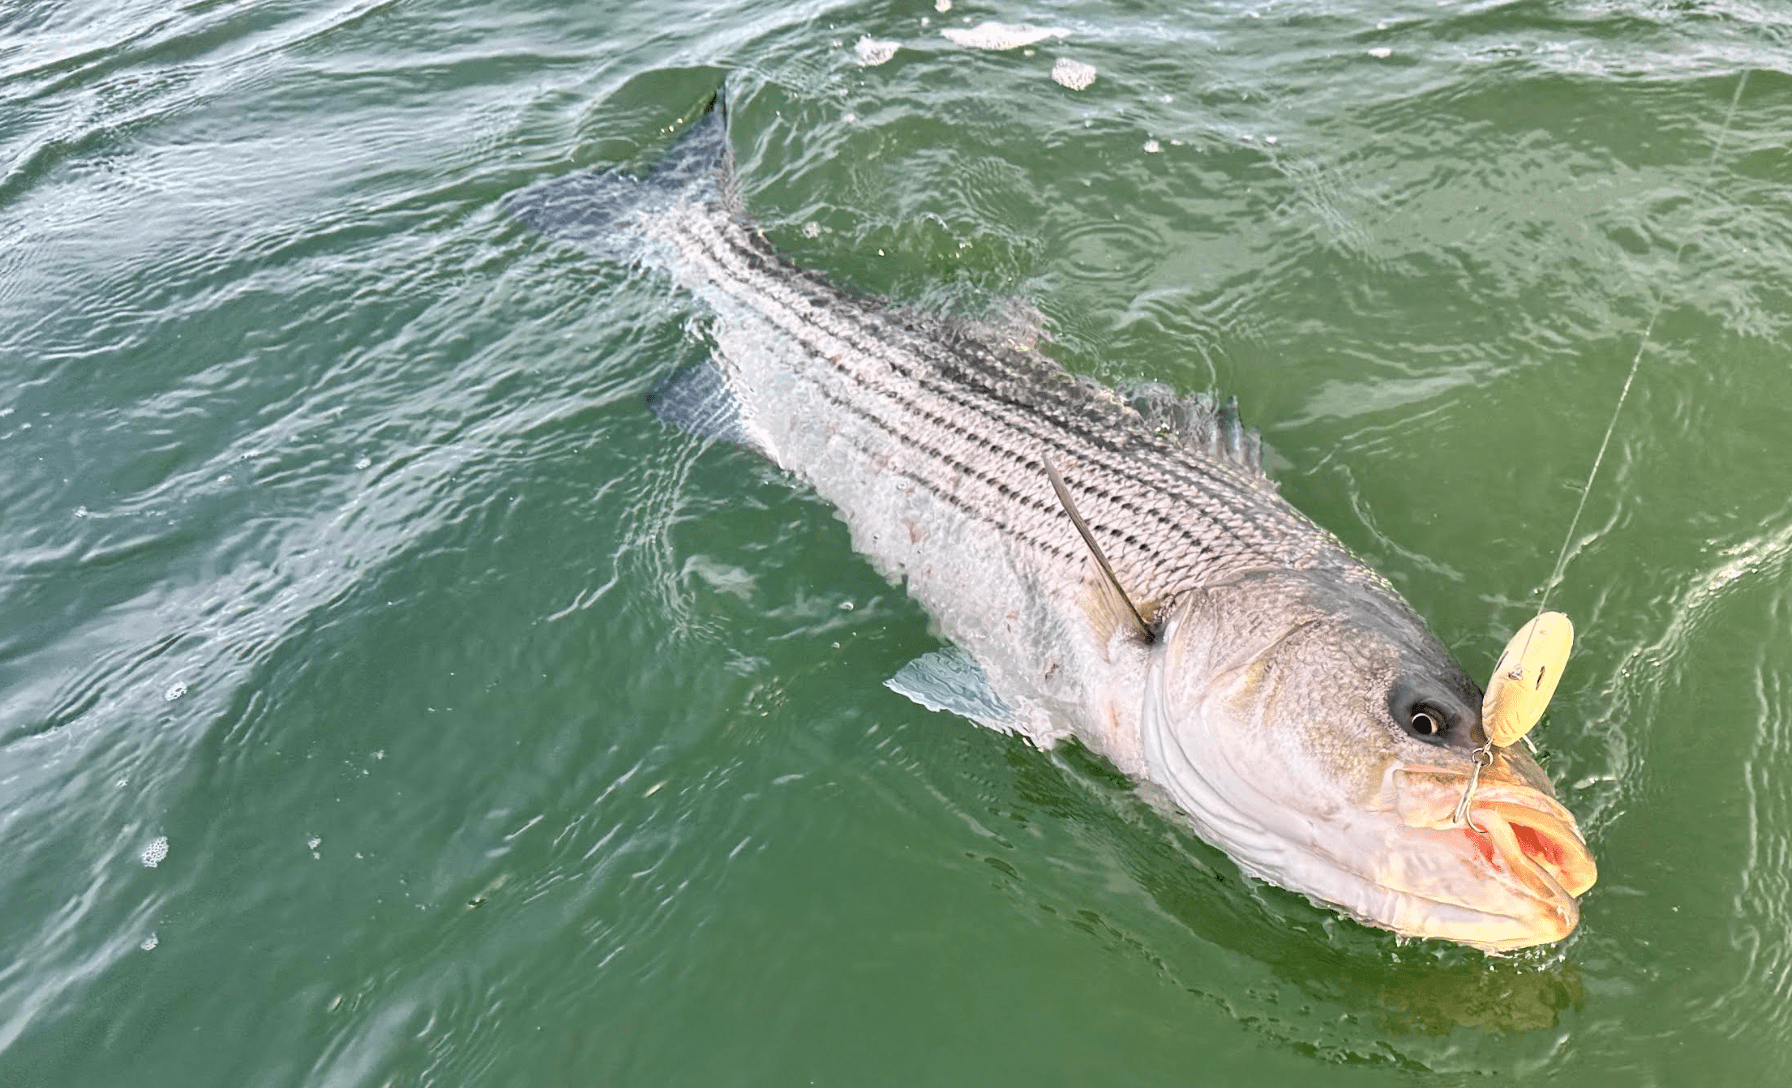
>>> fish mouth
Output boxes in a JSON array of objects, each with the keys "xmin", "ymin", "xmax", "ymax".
[
  {"xmin": 1465, "ymin": 791, "xmax": 1598, "ymax": 900},
  {"xmin": 1393, "ymin": 766, "xmax": 1597, "ymax": 948}
]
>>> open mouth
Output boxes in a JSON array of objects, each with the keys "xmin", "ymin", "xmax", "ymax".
[
  {"xmin": 1395, "ymin": 767, "xmax": 1598, "ymax": 902},
  {"xmin": 1464, "ymin": 794, "xmax": 1598, "ymax": 899}
]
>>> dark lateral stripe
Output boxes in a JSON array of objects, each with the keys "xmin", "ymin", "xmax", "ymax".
[
  {"xmin": 714, "ymin": 226, "xmax": 1286, "ymax": 545},
  {"xmin": 699, "ymin": 229, "xmax": 1221, "ymax": 521},
  {"xmin": 666, "ymin": 210, "xmax": 1353, "ymax": 591},
  {"xmin": 724, "ymin": 228, "xmax": 1268, "ymax": 515},
  {"xmin": 685, "ymin": 220, "xmax": 1296, "ymax": 584},
  {"xmin": 685, "ymin": 228, "xmax": 1200, "ymax": 569},
  {"xmin": 805, "ymin": 379, "xmax": 1085, "ymax": 564}
]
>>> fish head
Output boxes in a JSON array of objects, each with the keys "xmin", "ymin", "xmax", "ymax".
[{"xmin": 1140, "ymin": 571, "xmax": 1596, "ymax": 952}]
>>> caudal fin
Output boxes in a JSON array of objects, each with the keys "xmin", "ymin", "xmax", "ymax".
[{"xmin": 505, "ymin": 91, "xmax": 735, "ymax": 258}]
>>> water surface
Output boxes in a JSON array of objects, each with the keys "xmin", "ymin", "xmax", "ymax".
[{"xmin": 4, "ymin": 1, "xmax": 1791, "ymax": 1084}]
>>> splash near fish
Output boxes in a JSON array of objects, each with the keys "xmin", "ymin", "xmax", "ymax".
[{"xmin": 508, "ymin": 90, "xmax": 1597, "ymax": 951}]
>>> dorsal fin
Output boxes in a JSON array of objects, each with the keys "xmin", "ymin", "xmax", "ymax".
[
  {"xmin": 1041, "ymin": 456, "xmax": 1155, "ymax": 645},
  {"xmin": 959, "ymin": 297, "xmax": 1050, "ymax": 353},
  {"xmin": 1123, "ymin": 382, "xmax": 1270, "ymax": 481}
]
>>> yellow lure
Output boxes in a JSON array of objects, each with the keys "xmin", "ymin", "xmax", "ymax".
[{"xmin": 1482, "ymin": 611, "xmax": 1574, "ymax": 748}]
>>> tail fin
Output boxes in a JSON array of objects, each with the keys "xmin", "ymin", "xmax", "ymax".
[{"xmin": 505, "ymin": 92, "xmax": 735, "ymax": 258}]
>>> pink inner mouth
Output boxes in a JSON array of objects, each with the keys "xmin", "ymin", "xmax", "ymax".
[
  {"xmin": 1470, "ymin": 799, "xmax": 1598, "ymax": 899},
  {"xmin": 1396, "ymin": 766, "xmax": 1598, "ymax": 900}
]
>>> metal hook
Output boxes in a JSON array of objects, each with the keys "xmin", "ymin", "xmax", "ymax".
[{"xmin": 1452, "ymin": 743, "xmax": 1494, "ymax": 835}]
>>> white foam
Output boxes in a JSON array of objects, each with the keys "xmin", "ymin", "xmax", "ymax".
[
  {"xmin": 141, "ymin": 836, "xmax": 169, "ymax": 868},
  {"xmin": 855, "ymin": 36, "xmax": 899, "ymax": 66},
  {"xmin": 164, "ymin": 681, "xmax": 188, "ymax": 702},
  {"xmin": 1051, "ymin": 58, "xmax": 1097, "ymax": 90},
  {"xmin": 942, "ymin": 22, "xmax": 1069, "ymax": 51}
]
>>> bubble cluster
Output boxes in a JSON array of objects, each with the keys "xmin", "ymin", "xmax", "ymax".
[
  {"xmin": 941, "ymin": 22, "xmax": 1069, "ymax": 51},
  {"xmin": 1051, "ymin": 58, "xmax": 1097, "ymax": 90},
  {"xmin": 855, "ymin": 36, "xmax": 898, "ymax": 66}
]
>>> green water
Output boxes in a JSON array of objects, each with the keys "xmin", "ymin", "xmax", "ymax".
[{"xmin": 4, "ymin": 1, "xmax": 1790, "ymax": 1084}]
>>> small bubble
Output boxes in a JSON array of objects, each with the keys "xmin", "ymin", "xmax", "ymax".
[
  {"xmin": 1264, "ymin": 135, "xmax": 1278, "ymax": 145},
  {"xmin": 140, "ymin": 934, "xmax": 159, "ymax": 951},
  {"xmin": 141, "ymin": 837, "xmax": 169, "ymax": 868},
  {"xmin": 164, "ymin": 681, "xmax": 188, "ymax": 702},
  {"xmin": 74, "ymin": 506, "xmax": 88, "ymax": 518},
  {"xmin": 935, "ymin": 0, "xmax": 951, "ymax": 10},
  {"xmin": 839, "ymin": 600, "xmax": 855, "ymax": 611},
  {"xmin": 803, "ymin": 222, "xmax": 821, "ymax": 238},
  {"xmin": 1143, "ymin": 139, "xmax": 1162, "ymax": 153},
  {"xmin": 307, "ymin": 836, "xmax": 322, "ymax": 850},
  {"xmin": 1369, "ymin": 47, "xmax": 1392, "ymax": 58},
  {"xmin": 355, "ymin": 457, "xmax": 371, "ymax": 470}
]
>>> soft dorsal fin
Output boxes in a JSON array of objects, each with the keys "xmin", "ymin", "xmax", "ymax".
[
  {"xmin": 1041, "ymin": 456, "xmax": 1155, "ymax": 645},
  {"xmin": 1123, "ymin": 383, "xmax": 1271, "ymax": 481},
  {"xmin": 959, "ymin": 297, "xmax": 1050, "ymax": 353}
]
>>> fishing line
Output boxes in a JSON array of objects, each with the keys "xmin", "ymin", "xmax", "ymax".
[
  {"xmin": 1454, "ymin": 67, "xmax": 1751, "ymax": 829},
  {"xmin": 1532, "ymin": 67, "xmax": 1751, "ymax": 622}
]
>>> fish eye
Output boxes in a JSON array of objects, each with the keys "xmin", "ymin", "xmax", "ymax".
[
  {"xmin": 1389, "ymin": 681, "xmax": 1458, "ymax": 743},
  {"xmin": 1409, "ymin": 708, "xmax": 1443, "ymax": 738}
]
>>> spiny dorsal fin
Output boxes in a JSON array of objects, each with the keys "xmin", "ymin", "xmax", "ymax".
[{"xmin": 1041, "ymin": 456, "xmax": 1155, "ymax": 645}]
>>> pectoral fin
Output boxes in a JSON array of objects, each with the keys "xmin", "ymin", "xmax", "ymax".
[
  {"xmin": 886, "ymin": 646, "xmax": 1016, "ymax": 732},
  {"xmin": 646, "ymin": 360, "xmax": 756, "ymax": 448}
]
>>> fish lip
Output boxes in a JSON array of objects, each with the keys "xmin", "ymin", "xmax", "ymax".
[{"xmin": 1393, "ymin": 763, "xmax": 1598, "ymax": 908}]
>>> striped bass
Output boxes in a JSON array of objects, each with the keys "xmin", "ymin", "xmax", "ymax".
[{"xmin": 509, "ymin": 96, "xmax": 1596, "ymax": 951}]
